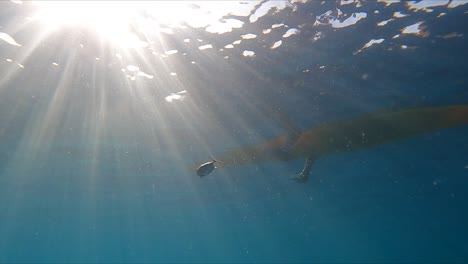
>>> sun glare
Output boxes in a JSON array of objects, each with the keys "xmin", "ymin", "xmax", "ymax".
[
  {"xmin": 31, "ymin": 1, "xmax": 200, "ymax": 44},
  {"xmin": 30, "ymin": 1, "xmax": 254, "ymax": 45},
  {"xmin": 33, "ymin": 1, "xmax": 135, "ymax": 27}
]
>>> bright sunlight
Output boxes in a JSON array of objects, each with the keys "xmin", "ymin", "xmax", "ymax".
[{"xmin": 31, "ymin": 1, "xmax": 258, "ymax": 45}]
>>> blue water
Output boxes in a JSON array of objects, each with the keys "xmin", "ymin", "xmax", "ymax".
[{"xmin": 0, "ymin": 1, "xmax": 467, "ymax": 263}]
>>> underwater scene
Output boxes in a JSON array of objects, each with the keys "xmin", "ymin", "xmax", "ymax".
[{"xmin": 0, "ymin": 0, "xmax": 467, "ymax": 263}]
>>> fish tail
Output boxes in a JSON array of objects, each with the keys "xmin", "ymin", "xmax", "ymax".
[{"xmin": 209, "ymin": 155, "xmax": 225, "ymax": 164}]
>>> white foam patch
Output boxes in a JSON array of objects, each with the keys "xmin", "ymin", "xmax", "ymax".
[
  {"xmin": 407, "ymin": 0, "xmax": 450, "ymax": 11},
  {"xmin": 354, "ymin": 38, "xmax": 385, "ymax": 54},
  {"xmin": 313, "ymin": 32, "xmax": 323, "ymax": 42},
  {"xmin": 241, "ymin": 33, "xmax": 257, "ymax": 39},
  {"xmin": 122, "ymin": 65, "xmax": 155, "ymax": 80},
  {"xmin": 165, "ymin": 50, "xmax": 178, "ymax": 55},
  {"xmin": 448, "ymin": 0, "xmax": 468, "ymax": 8},
  {"xmin": 393, "ymin": 11, "xmax": 408, "ymax": 18},
  {"xmin": 377, "ymin": 19, "xmax": 394, "ymax": 26},
  {"xmin": 271, "ymin": 23, "xmax": 285, "ymax": 29},
  {"xmin": 271, "ymin": 40, "xmax": 282, "ymax": 49},
  {"xmin": 0, "ymin": 32, "xmax": 21, "ymax": 46},
  {"xmin": 329, "ymin": 12, "xmax": 368, "ymax": 28},
  {"xmin": 127, "ymin": 65, "xmax": 139, "ymax": 72},
  {"xmin": 205, "ymin": 19, "xmax": 244, "ymax": 34},
  {"xmin": 249, "ymin": 1, "xmax": 289, "ymax": 23},
  {"xmin": 137, "ymin": 71, "xmax": 154, "ymax": 79},
  {"xmin": 337, "ymin": 8, "xmax": 343, "ymax": 17},
  {"xmin": 402, "ymin": 21, "xmax": 423, "ymax": 34},
  {"xmin": 199, "ymin": 44, "xmax": 213, "ymax": 50},
  {"xmin": 377, "ymin": 0, "xmax": 400, "ymax": 6},
  {"xmin": 165, "ymin": 90, "xmax": 187, "ymax": 103},
  {"xmin": 243, "ymin": 50, "xmax": 255, "ymax": 57},
  {"xmin": 224, "ymin": 44, "xmax": 234, "ymax": 49},
  {"xmin": 283, "ymin": 28, "xmax": 299, "ymax": 38},
  {"xmin": 365, "ymin": 38, "xmax": 385, "ymax": 47},
  {"xmin": 341, "ymin": 0, "xmax": 357, "ymax": 5}
]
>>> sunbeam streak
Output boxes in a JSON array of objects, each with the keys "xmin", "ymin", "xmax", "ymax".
[
  {"xmin": 29, "ymin": 1, "xmax": 259, "ymax": 42},
  {"xmin": 1, "ymin": 0, "xmax": 468, "ymax": 261}
]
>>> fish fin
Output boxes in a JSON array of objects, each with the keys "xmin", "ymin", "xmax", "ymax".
[
  {"xmin": 290, "ymin": 156, "xmax": 315, "ymax": 183},
  {"xmin": 290, "ymin": 172, "xmax": 309, "ymax": 183},
  {"xmin": 209, "ymin": 155, "xmax": 225, "ymax": 164}
]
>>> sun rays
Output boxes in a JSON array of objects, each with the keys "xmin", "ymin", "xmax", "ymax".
[{"xmin": 2, "ymin": 0, "xmax": 466, "ymax": 192}]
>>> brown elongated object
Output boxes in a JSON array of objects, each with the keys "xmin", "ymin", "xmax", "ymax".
[{"xmin": 195, "ymin": 105, "xmax": 468, "ymax": 181}]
